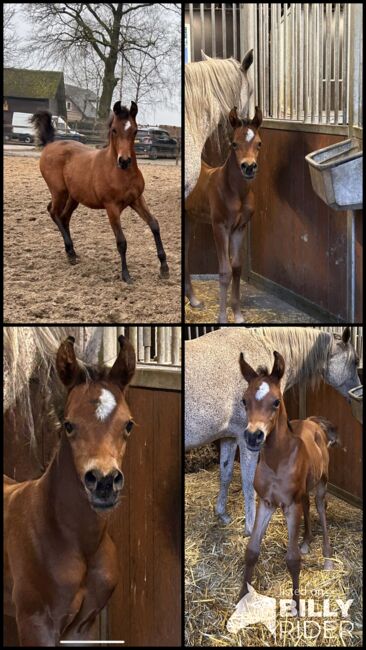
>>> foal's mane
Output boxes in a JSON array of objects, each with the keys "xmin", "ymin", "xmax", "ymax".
[{"xmin": 185, "ymin": 57, "xmax": 248, "ymax": 143}]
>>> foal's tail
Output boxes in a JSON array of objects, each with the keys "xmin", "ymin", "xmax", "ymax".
[
  {"xmin": 31, "ymin": 110, "xmax": 55, "ymax": 147},
  {"xmin": 307, "ymin": 416, "xmax": 339, "ymax": 447}
]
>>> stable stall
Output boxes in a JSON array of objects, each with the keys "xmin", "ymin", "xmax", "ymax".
[{"xmin": 185, "ymin": 4, "xmax": 363, "ymax": 323}]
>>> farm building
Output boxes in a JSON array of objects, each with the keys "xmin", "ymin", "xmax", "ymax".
[
  {"xmin": 184, "ymin": 325, "xmax": 363, "ymax": 646},
  {"xmin": 3, "ymin": 68, "xmax": 67, "ymax": 137},
  {"xmin": 4, "ymin": 326, "xmax": 182, "ymax": 646},
  {"xmin": 185, "ymin": 4, "xmax": 363, "ymax": 323},
  {"xmin": 65, "ymin": 83, "xmax": 98, "ymax": 127}
]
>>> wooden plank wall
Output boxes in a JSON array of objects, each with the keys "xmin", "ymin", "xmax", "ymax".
[
  {"xmin": 3, "ymin": 383, "xmax": 182, "ymax": 647},
  {"xmin": 107, "ymin": 386, "xmax": 182, "ymax": 646},
  {"xmin": 188, "ymin": 128, "xmax": 363, "ymax": 321}
]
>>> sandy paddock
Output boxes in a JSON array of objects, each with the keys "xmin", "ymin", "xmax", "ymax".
[{"xmin": 4, "ymin": 156, "xmax": 181, "ymax": 323}]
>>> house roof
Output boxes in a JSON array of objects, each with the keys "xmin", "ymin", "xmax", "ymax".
[
  {"xmin": 4, "ymin": 68, "xmax": 64, "ymax": 99},
  {"xmin": 65, "ymin": 84, "xmax": 97, "ymax": 119}
]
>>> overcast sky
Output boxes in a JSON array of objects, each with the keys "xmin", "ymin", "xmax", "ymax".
[{"xmin": 8, "ymin": 4, "xmax": 181, "ymax": 127}]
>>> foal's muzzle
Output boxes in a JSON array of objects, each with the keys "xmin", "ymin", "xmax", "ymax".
[
  {"xmin": 241, "ymin": 162, "xmax": 258, "ymax": 179},
  {"xmin": 117, "ymin": 156, "xmax": 132, "ymax": 170},
  {"xmin": 244, "ymin": 429, "xmax": 265, "ymax": 452},
  {"xmin": 84, "ymin": 469, "xmax": 124, "ymax": 510}
]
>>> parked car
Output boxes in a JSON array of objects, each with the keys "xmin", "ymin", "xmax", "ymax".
[
  {"xmin": 10, "ymin": 112, "xmax": 85, "ymax": 144},
  {"xmin": 134, "ymin": 128, "xmax": 178, "ymax": 159}
]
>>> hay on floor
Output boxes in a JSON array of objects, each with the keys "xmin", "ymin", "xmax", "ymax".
[{"xmin": 185, "ymin": 465, "xmax": 362, "ymax": 647}]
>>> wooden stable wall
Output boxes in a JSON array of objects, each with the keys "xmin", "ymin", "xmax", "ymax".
[
  {"xmin": 3, "ymin": 383, "xmax": 182, "ymax": 647},
  {"xmin": 188, "ymin": 128, "xmax": 363, "ymax": 321},
  {"xmin": 284, "ymin": 379, "xmax": 362, "ymax": 506}
]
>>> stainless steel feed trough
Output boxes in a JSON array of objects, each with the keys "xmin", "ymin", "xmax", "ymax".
[
  {"xmin": 348, "ymin": 385, "xmax": 363, "ymax": 424},
  {"xmin": 305, "ymin": 139, "xmax": 363, "ymax": 210}
]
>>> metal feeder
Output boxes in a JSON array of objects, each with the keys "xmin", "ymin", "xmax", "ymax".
[
  {"xmin": 305, "ymin": 138, "xmax": 363, "ymax": 210},
  {"xmin": 348, "ymin": 385, "xmax": 363, "ymax": 424},
  {"xmin": 306, "ymin": 139, "xmax": 363, "ymax": 321}
]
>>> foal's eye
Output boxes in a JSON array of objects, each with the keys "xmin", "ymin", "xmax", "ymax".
[
  {"xmin": 232, "ymin": 142, "xmax": 238, "ymax": 149},
  {"xmin": 125, "ymin": 420, "xmax": 134, "ymax": 436},
  {"xmin": 64, "ymin": 421, "xmax": 74, "ymax": 434},
  {"xmin": 258, "ymin": 141, "xmax": 262, "ymax": 147},
  {"xmin": 273, "ymin": 399, "xmax": 280, "ymax": 408},
  {"xmin": 111, "ymin": 128, "xmax": 117, "ymax": 135}
]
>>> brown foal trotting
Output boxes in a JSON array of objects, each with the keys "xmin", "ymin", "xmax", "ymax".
[
  {"xmin": 185, "ymin": 106, "xmax": 262, "ymax": 322},
  {"xmin": 31, "ymin": 101, "xmax": 169, "ymax": 283},
  {"xmin": 238, "ymin": 351, "xmax": 335, "ymax": 612},
  {"xmin": 4, "ymin": 335, "xmax": 136, "ymax": 646}
]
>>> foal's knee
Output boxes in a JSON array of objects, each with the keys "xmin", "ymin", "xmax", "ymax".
[{"xmin": 219, "ymin": 271, "xmax": 232, "ymax": 287}]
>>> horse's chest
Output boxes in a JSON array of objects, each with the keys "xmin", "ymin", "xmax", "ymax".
[{"xmin": 255, "ymin": 463, "xmax": 299, "ymax": 507}]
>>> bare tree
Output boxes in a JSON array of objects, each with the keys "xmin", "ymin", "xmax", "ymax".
[
  {"xmin": 21, "ymin": 3, "xmax": 180, "ymax": 119},
  {"xmin": 4, "ymin": 4, "xmax": 18, "ymax": 65}
]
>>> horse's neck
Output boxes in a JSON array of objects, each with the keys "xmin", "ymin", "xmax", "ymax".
[
  {"xmin": 223, "ymin": 150, "xmax": 248, "ymax": 196},
  {"xmin": 260, "ymin": 328, "xmax": 331, "ymax": 390},
  {"xmin": 262, "ymin": 403, "xmax": 294, "ymax": 469},
  {"xmin": 40, "ymin": 433, "xmax": 106, "ymax": 552}
]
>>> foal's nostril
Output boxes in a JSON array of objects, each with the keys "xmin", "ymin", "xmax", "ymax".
[
  {"xmin": 84, "ymin": 470, "xmax": 98, "ymax": 491},
  {"xmin": 112, "ymin": 470, "xmax": 124, "ymax": 491}
]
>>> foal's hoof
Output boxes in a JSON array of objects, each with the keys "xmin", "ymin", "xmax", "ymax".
[
  {"xmin": 68, "ymin": 254, "xmax": 80, "ymax": 265},
  {"xmin": 300, "ymin": 541, "xmax": 310, "ymax": 555},
  {"xmin": 234, "ymin": 313, "xmax": 245, "ymax": 324},
  {"xmin": 189, "ymin": 298, "xmax": 204, "ymax": 309},
  {"xmin": 159, "ymin": 266, "xmax": 170, "ymax": 279},
  {"xmin": 323, "ymin": 559, "xmax": 334, "ymax": 570},
  {"xmin": 217, "ymin": 512, "xmax": 231, "ymax": 525}
]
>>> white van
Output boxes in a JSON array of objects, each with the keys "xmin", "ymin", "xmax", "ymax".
[{"xmin": 11, "ymin": 112, "xmax": 85, "ymax": 143}]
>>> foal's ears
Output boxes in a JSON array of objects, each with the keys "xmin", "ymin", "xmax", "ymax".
[
  {"xmin": 239, "ymin": 353, "xmax": 258, "ymax": 382},
  {"xmin": 130, "ymin": 101, "xmax": 138, "ymax": 118},
  {"xmin": 108, "ymin": 335, "xmax": 136, "ymax": 390},
  {"xmin": 269, "ymin": 351, "xmax": 285, "ymax": 382},
  {"xmin": 229, "ymin": 107, "xmax": 242, "ymax": 129},
  {"xmin": 342, "ymin": 326, "xmax": 351, "ymax": 343},
  {"xmin": 251, "ymin": 106, "xmax": 263, "ymax": 129},
  {"xmin": 57, "ymin": 336, "xmax": 83, "ymax": 388},
  {"xmin": 241, "ymin": 48, "xmax": 254, "ymax": 72}
]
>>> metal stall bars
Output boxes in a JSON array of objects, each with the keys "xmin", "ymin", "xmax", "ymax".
[
  {"xmin": 102, "ymin": 326, "xmax": 181, "ymax": 390},
  {"xmin": 187, "ymin": 4, "xmax": 362, "ymax": 134}
]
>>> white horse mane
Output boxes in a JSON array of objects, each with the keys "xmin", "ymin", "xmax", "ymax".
[{"xmin": 185, "ymin": 56, "xmax": 247, "ymax": 144}]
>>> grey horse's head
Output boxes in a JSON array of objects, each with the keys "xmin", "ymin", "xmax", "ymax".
[{"xmin": 324, "ymin": 327, "xmax": 361, "ymax": 399}]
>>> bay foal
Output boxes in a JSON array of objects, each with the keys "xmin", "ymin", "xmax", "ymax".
[
  {"xmin": 238, "ymin": 351, "xmax": 335, "ymax": 612},
  {"xmin": 185, "ymin": 106, "xmax": 262, "ymax": 322},
  {"xmin": 4, "ymin": 335, "xmax": 135, "ymax": 646},
  {"xmin": 31, "ymin": 101, "xmax": 169, "ymax": 283}
]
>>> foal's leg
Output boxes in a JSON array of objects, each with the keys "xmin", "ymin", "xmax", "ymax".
[
  {"xmin": 185, "ymin": 214, "xmax": 203, "ymax": 308},
  {"xmin": 130, "ymin": 195, "xmax": 170, "ymax": 279},
  {"xmin": 106, "ymin": 205, "xmax": 132, "ymax": 283},
  {"xmin": 229, "ymin": 226, "xmax": 246, "ymax": 323},
  {"xmin": 239, "ymin": 438, "xmax": 258, "ymax": 536},
  {"xmin": 215, "ymin": 438, "xmax": 238, "ymax": 524},
  {"xmin": 48, "ymin": 196, "xmax": 79, "ymax": 263},
  {"xmin": 283, "ymin": 502, "xmax": 302, "ymax": 613},
  {"xmin": 300, "ymin": 493, "xmax": 313, "ymax": 554},
  {"xmin": 315, "ymin": 479, "xmax": 333, "ymax": 570},
  {"xmin": 238, "ymin": 498, "xmax": 274, "ymax": 601},
  {"xmin": 212, "ymin": 221, "xmax": 231, "ymax": 323}
]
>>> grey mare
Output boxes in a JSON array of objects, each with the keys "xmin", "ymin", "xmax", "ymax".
[
  {"xmin": 185, "ymin": 327, "xmax": 360, "ymax": 535},
  {"xmin": 184, "ymin": 50, "xmax": 254, "ymax": 201}
]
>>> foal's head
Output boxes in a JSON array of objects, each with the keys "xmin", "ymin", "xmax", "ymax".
[
  {"xmin": 109, "ymin": 100, "xmax": 138, "ymax": 170},
  {"xmin": 239, "ymin": 351, "xmax": 285, "ymax": 452},
  {"xmin": 56, "ymin": 335, "xmax": 136, "ymax": 512},
  {"xmin": 228, "ymin": 106, "xmax": 262, "ymax": 180}
]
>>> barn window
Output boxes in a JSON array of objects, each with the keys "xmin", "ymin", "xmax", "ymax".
[{"xmin": 66, "ymin": 101, "xmax": 72, "ymax": 110}]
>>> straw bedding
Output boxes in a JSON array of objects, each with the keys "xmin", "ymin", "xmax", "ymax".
[{"xmin": 185, "ymin": 464, "xmax": 362, "ymax": 647}]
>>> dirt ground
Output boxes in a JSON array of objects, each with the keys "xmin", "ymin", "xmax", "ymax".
[{"xmin": 4, "ymin": 156, "xmax": 181, "ymax": 323}]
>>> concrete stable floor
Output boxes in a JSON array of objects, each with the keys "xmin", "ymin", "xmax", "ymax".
[{"xmin": 185, "ymin": 278, "xmax": 318, "ymax": 324}]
